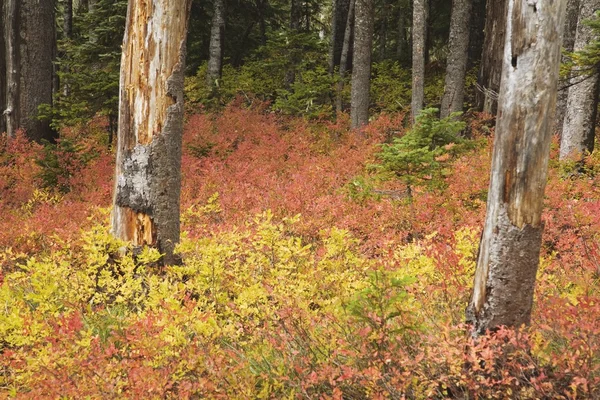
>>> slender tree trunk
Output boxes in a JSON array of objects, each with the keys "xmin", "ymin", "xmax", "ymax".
[
  {"xmin": 554, "ymin": 0, "xmax": 580, "ymax": 135},
  {"xmin": 475, "ymin": 0, "xmax": 507, "ymax": 115},
  {"xmin": 411, "ymin": 0, "xmax": 427, "ymax": 122},
  {"xmin": 329, "ymin": 0, "xmax": 351, "ymax": 74},
  {"xmin": 467, "ymin": 0, "xmax": 486, "ymax": 68},
  {"xmin": 378, "ymin": 0, "xmax": 389, "ymax": 60},
  {"xmin": 0, "ymin": 0, "xmax": 6, "ymax": 135},
  {"xmin": 440, "ymin": 0, "xmax": 472, "ymax": 118},
  {"xmin": 4, "ymin": 0, "xmax": 19, "ymax": 138},
  {"xmin": 62, "ymin": 0, "xmax": 74, "ymax": 97},
  {"xmin": 291, "ymin": 0, "xmax": 302, "ymax": 30},
  {"xmin": 206, "ymin": 0, "xmax": 225, "ymax": 89},
  {"xmin": 559, "ymin": 0, "xmax": 600, "ymax": 160},
  {"xmin": 350, "ymin": 0, "xmax": 374, "ymax": 128},
  {"xmin": 257, "ymin": 0, "xmax": 267, "ymax": 44},
  {"xmin": 336, "ymin": 0, "xmax": 355, "ymax": 115},
  {"xmin": 467, "ymin": 0, "xmax": 566, "ymax": 335},
  {"xmin": 112, "ymin": 0, "xmax": 192, "ymax": 265},
  {"xmin": 396, "ymin": 3, "xmax": 406, "ymax": 62}
]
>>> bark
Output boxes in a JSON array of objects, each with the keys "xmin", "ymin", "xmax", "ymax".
[
  {"xmin": 64, "ymin": 0, "xmax": 73, "ymax": 38},
  {"xmin": 467, "ymin": 0, "xmax": 486, "ymax": 68},
  {"xmin": 467, "ymin": 0, "xmax": 566, "ymax": 335},
  {"xmin": 396, "ymin": 3, "xmax": 406, "ymax": 62},
  {"xmin": 336, "ymin": 0, "xmax": 355, "ymax": 114},
  {"xmin": 4, "ymin": 0, "xmax": 19, "ymax": 138},
  {"xmin": 378, "ymin": 0, "xmax": 389, "ymax": 60},
  {"xmin": 350, "ymin": 0, "xmax": 374, "ymax": 128},
  {"xmin": 475, "ymin": 0, "xmax": 507, "ymax": 115},
  {"xmin": 440, "ymin": 0, "xmax": 472, "ymax": 118},
  {"xmin": 112, "ymin": 0, "xmax": 192, "ymax": 265},
  {"xmin": 411, "ymin": 0, "xmax": 428, "ymax": 122},
  {"xmin": 291, "ymin": 0, "xmax": 302, "ymax": 30},
  {"xmin": 0, "ymin": 0, "xmax": 6, "ymax": 135},
  {"xmin": 559, "ymin": 0, "xmax": 600, "ymax": 160},
  {"xmin": 206, "ymin": 0, "xmax": 226, "ymax": 89},
  {"xmin": 329, "ymin": 0, "xmax": 351, "ymax": 74},
  {"xmin": 553, "ymin": 0, "xmax": 580, "ymax": 135}
]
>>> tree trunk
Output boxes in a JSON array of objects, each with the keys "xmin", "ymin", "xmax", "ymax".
[
  {"xmin": 440, "ymin": 0, "xmax": 472, "ymax": 118},
  {"xmin": 553, "ymin": 0, "xmax": 580, "ymax": 135},
  {"xmin": 350, "ymin": 0, "xmax": 374, "ymax": 128},
  {"xmin": 336, "ymin": 0, "xmax": 355, "ymax": 115},
  {"xmin": 0, "ymin": 0, "xmax": 6, "ymax": 135},
  {"xmin": 206, "ymin": 0, "xmax": 225, "ymax": 89},
  {"xmin": 411, "ymin": 0, "xmax": 428, "ymax": 122},
  {"xmin": 329, "ymin": 0, "xmax": 351, "ymax": 74},
  {"xmin": 396, "ymin": 2, "xmax": 406, "ymax": 62},
  {"xmin": 4, "ymin": 0, "xmax": 19, "ymax": 138},
  {"xmin": 112, "ymin": 0, "xmax": 192, "ymax": 265},
  {"xmin": 62, "ymin": 0, "xmax": 74, "ymax": 97},
  {"xmin": 467, "ymin": 0, "xmax": 566, "ymax": 335},
  {"xmin": 378, "ymin": 0, "xmax": 389, "ymax": 60},
  {"xmin": 559, "ymin": 0, "xmax": 600, "ymax": 160},
  {"xmin": 467, "ymin": 0, "xmax": 486, "ymax": 68},
  {"xmin": 291, "ymin": 0, "xmax": 302, "ymax": 30},
  {"xmin": 475, "ymin": 0, "xmax": 507, "ymax": 115}
]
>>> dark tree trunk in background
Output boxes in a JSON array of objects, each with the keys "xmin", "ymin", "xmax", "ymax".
[
  {"xmin": 440, "ymin": 0, "xmax": 472, "ymax": 118},
  {"xmin": 257, "ymin": 0, "xmax": 268, "ymax": 44},
  {"xmin": 62, "ymin": 0, "xmax": 74, "ymax": 97},
  {"xmin": 411, "ymin": 0, "xmax": 427, "ymax": 122},
  {"xmin": 329, "ymin": 0, "xmax": 351, "ymax": 74},
  {"xmin": 475, "ymin": 0, "xmax": 507, "ymax": 115},
  {"xmin": 291, "ymin": 0, "xmax": 302, "ymax": 30},
  {"xmin": 378, "ymin": 0, "xmax": 389, "ymax": 60},
  {"xmin": 336, "ymin": 0, "xmax": 355, "ymax": 115},
  {"xmin": 554, "ymin": 0, "xmax": 580, "ymax": 135},
  {"xmin": 559, "ymin": 0, "xmax": 600, "ymax": 160},
  {"xmin": 112, "ymin": 0, "xmax": 192, "ymax": 265},
  {"xmin": 350, "ymin": 0, "xmax": 373, "ymax": 128},
  {"xmin": 396, "ymin": 2, "xmax": 407, "ymax": 62},
  {"xmin": 467, "ymin": 0, "xmax": 485, "ymax": 68},
  {"xmin": 207, "ymin": 0, "xmax": 225, "ymax": 89},
  {"xmin": 467, "ymin": 0, "xmax": 566, "ymax": 335}
]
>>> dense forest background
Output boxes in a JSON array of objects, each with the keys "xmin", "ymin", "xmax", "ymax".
[{"xmin": 1, "ymin": 0, "xmax": 600, "ymax": 397}]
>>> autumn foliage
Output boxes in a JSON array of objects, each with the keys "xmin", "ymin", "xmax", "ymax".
[{"xmin": 1, "ymin": 106, "xmax": 600, "ymax": 398}]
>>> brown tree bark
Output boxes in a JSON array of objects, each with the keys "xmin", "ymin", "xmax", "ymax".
[
  {"xmin": 336, "ymin": 0, "xmax": 355, "ymax": 115},
  {"xmin": 396, "ymin": 1, "xmax": 407, "ymax": 62},
  {"xmin": 411, "ymin": 0, "xmax": 428, "ymax": 122},
  {"xmin": 467, "ymin": 0, "xmax": 566, "ymax": 335},
  {"xmin": 350, "ymin": 0, "xmax": 374, "ymax": 128},
  {"xmin": 559, "ymin": 0, "xmax": 600, "ymax": 160},
  {"xmin": 329, "ymin": 0, "xmax": 351, "ymax": 74},
  {"xmin": 206, "ymin": 0, "xmax": 226, "ymax": 89},
  {"xmin": 475, "ymin": 0, "xmax": 507, "ymax": 115},
  {"xmin": 554, "ymin": 0, "xmax": 580, "ymax": 135},
  {"xmin": 440, "ymin": 0, "xmax": 472, "ymax": 118},
  {"xmin": 467, "ymin": 0, "xmax": 486, "ymax": 68},
  {"xmin": 0, "ymin": 0, "xmax": 6, "ymax": 135},
  {"xmin": 112, "ymin": 0, "xmax": 192, "ymax": 265}
]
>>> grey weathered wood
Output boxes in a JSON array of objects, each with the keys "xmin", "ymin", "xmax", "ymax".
[
  {"xmin": 440, "ymin": 0, "xmax": 473, "ymax": 118},
  {"xmin": 411, "ymin": 0, "xmax": 427, "ymax": 122},
  {"xmin": 207, "ymin": 0, "xmax": 226, "ymax": 89},
  {"xmin": 112, "ymin": 0, "xmax": 192, "ymax": 265},
  {"xmin": 336, "ymin": 0, "xmax": 355, "ymax": 115},
  {"xmin": 350, "ymin": 0, "xmax": 373, "ymax": 128},
  {"xmin": 559, "ymin": 0, "xmax": 600, "ymax": 160},
  {"xmin": 467, "ymin": 0, "xmax": 566, "ymax": 335}
]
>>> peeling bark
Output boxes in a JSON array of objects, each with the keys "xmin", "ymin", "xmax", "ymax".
[
  {"xmin": 350, "ymin": 0, "xmax": 373, "ymax": 128},
  {"xmin": 112, "ymin": 0, "xmax": 192, "ymax": 265},
  {"xmin": 467, "ymin": 0, "xmax": 566, "ymax": 335},
  {"xmin": 411, "ymin": 0, "xmax": 428, "ymax": 122},
  {"xmin": 440, "ymin": 0, "xmax": 473, "ymax": 118},
  {"xmin": 475, "ymin": 0, "xmax": 507, "ymax": 115},
  {"xmin": 559, "ymin": 0, "xmax": 600, "ymax": 160}
]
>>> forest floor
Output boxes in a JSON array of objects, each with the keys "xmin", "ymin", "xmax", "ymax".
[{"xmin": 1, "ymin": 106, "xmax": 599, "ymax": 398}]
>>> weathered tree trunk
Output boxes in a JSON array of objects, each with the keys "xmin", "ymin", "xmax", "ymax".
[
  {"xmin": 350, "ymin": 0, "xmax": 374, "ymax": 128},
  {"xmin": 4, "ymin": 0, "xmax": 19, "ymax": 138},
  {"xmin": 475, "ymin": 0, "xmax": 507, "ymax": 115},
  {"xmin": 206, "ymin": 0, "xmax": 225, "ymax": 89},
  {"xmin": 329, "ymin": 0, "xmax": 351, "ymax": 74},
  {"xmin": 411, "ymin": 0, "xmax": 428, "ymax": 122},
  {"xmin": 467, "ymin": 0, "xmax": 486, "ymax": 68},
  {"xmin": 467, "ymin": 0, "xmax": 566, "ymax": 335},
  {"xmin": 440, "ymin": 0, "xmax": 472, "ymax": 118},
  {"xmin": 559, "ymin": 0, "xmax": 600, "ymax": 160},
  {"xmin": 0, "ymin": 0, "xmax": 6, "ymax": 135},
  {"xmin": 553, "ymin": 0, "xmax": 580, "ymax": 135},
  {"xmin": 336, "ymin": 0, "xmax": 355, "ymax": 115},
  {"xmin": 112, "ymin": 0, "xmax": 192, "ymax": 265}
]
